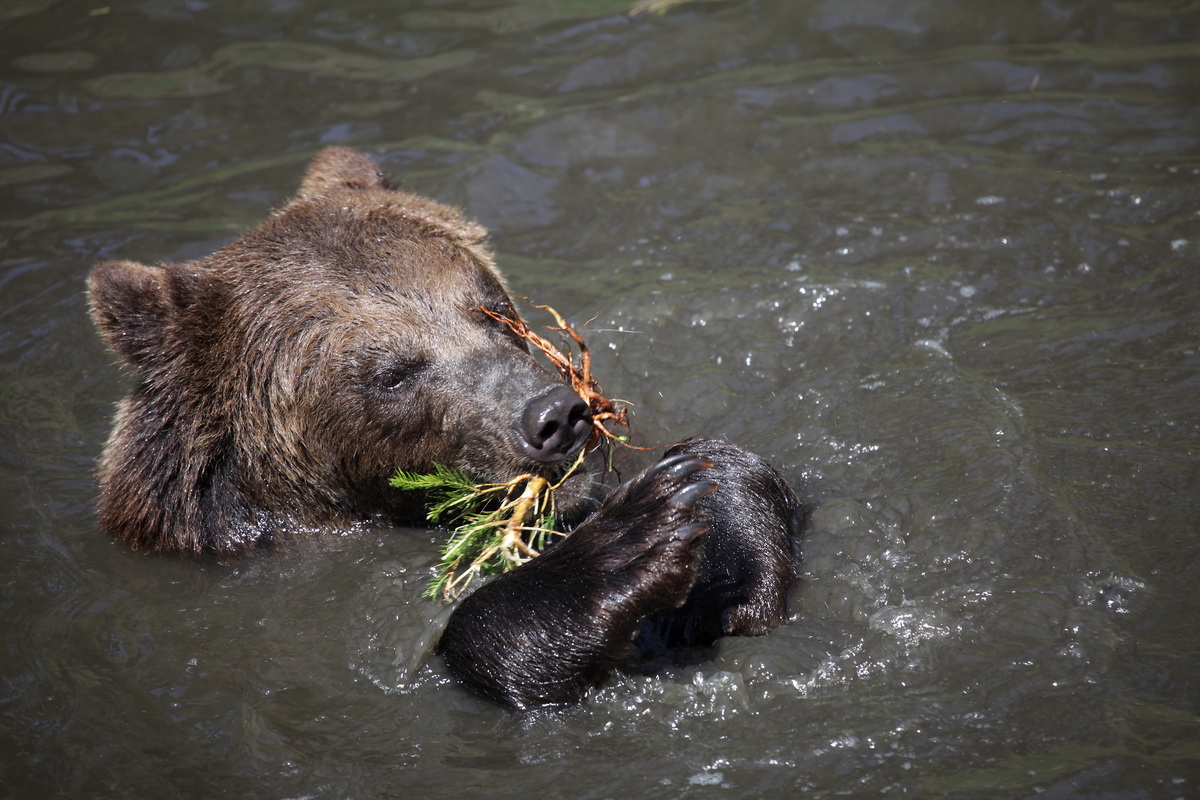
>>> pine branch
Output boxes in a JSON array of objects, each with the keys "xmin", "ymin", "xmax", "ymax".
[{"xmin": 391, "ymin": 461, "xmax": 580, "ymax": 601}]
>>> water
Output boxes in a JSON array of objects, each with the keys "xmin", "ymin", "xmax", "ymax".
[{"xmin": 2, "ymin": 1, "xmax": 1198, "ymax": 796}]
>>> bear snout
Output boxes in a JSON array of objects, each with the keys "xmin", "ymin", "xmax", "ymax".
[{"xmin": 517, "ymin": 385, "xmax": 592, "ymax": 463}]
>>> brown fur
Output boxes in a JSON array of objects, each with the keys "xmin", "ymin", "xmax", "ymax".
[{"xmin": 89, "ymin": 147, "xmax": 592, "ymax": 555}]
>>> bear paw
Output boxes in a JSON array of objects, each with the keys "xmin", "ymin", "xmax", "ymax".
[
  {"xmin": 639, "ymin": 438, "xmax": 800, "ymax": 651},
  {"xmin": 437, "ymin": 453, "xmax": 715, "ymax": 709}
]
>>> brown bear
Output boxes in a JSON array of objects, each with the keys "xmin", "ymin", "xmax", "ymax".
[{"xmin": 88, "ymin": 147, "xmax": 799, "ymax": 708}]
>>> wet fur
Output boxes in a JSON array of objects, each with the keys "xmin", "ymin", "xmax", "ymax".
[{"xmin": 643, "ymin": 439, "xmax": 800, "ymax": 650}]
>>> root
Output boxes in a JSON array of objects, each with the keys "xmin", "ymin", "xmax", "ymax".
[{"xmin": 482, "ymin": 302, "xmax": 657, "ymax": 451}]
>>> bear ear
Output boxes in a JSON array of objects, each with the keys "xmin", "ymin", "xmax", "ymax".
[
  {"xmin": 297, "ymin": 147, "xmax": 387, "ymax": 199},
  {"xmin": 87, "ymin": 260, "xmax": 177, "ymax": 370}
]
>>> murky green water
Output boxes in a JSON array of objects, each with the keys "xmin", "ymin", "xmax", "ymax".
[{"xmin": 3, "ymin": 1, "xmax": 1198, "ymax": 796}]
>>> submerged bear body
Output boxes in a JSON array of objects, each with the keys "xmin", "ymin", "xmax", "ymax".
[{"xmin": 88, "ymin": 147, "xmax": 800, "ymax": 707}]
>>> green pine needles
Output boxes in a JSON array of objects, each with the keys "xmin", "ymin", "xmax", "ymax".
[{"xmin": 390, "ymin": 454, "xmax": 584, "ymax": 601}]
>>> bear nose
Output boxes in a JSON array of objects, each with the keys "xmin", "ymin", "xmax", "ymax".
[{"xmin": 518, "ymin": 386, "xmax": 592, "ymax": 463}]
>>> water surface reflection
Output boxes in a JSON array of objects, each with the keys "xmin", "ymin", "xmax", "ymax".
[{"xmin": 2, "ymin": 1, "xmax": 1198, "ymax": 796}]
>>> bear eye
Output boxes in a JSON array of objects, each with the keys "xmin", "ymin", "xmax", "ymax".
[
  {"xmin": 374, "ymin": 355, "xmax": 429, "ymax": 393},
  {"xmin": 484, "ymin": 298, "xmax": 515, "ymax": 323},
  {"xmin": 479, "ymin": 298, "xmax": 520, "ymax": 337}
]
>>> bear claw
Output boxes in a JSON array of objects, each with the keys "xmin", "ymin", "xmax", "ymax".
[
  {"xmin": 669, "ymin": 479, "xmax": 718, "ymax": 510},
  {"xmin": 671, "ymin": 522, "xmax": 708, "ymax": 544},
  {"xmin": 652, "ymin": 452, "xmax": 714, "ymax": 481}
]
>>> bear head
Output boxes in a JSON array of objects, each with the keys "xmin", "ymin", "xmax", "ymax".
[{"xmin": 88, "ymin": 147, "xmax": 597, "ymax": 555}]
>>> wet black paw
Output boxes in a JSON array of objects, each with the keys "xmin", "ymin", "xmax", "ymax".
[
  {"xmin": 437, "ymin": 453, "xmax": 716, "ymax": 709},
  {"xmin": 567, "ymin": 451, "xmax": 716, "ymax": 604},
  {"xmin": 639, "ymin": 438, "xmax": 800, "ymax": 651}
]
